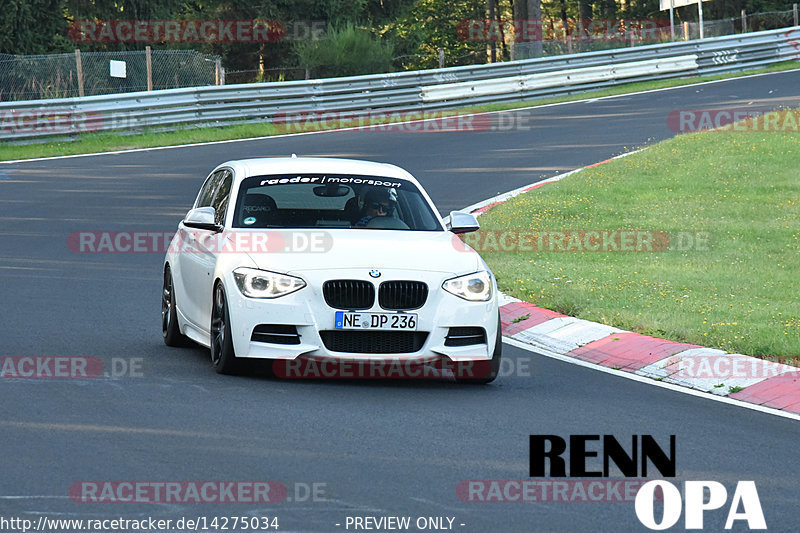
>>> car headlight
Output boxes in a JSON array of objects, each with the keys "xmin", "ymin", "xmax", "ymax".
[
  {"xmin": 233, "ymin": 267, "xmax": 306, "ymax": 299},
  {"xmin": 442, "ymin": 270, "xmax": 493, "ymax": 301}
]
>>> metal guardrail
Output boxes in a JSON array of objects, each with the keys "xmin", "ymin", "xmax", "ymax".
[{"xmin": 1, "ymin": 26, "xmax": 798, "ymax": 141}]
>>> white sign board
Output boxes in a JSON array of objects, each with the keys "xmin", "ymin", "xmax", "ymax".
[
  {"xmin": 109, "ymin": 60, "xmax": 127, "ymax": 78},
  {"xmin": 660, "ymin": 0, "xmax": 710, "ymax": 9}
]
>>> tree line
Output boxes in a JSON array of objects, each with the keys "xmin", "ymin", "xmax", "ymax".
[{"xmin": 1, "ymin": 0, "xmax": 795, "ymax": 78}]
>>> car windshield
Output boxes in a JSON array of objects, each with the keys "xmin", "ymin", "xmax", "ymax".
[{"xmin": 232, "ymin": 174, "xmax": 443, "ymax": 231}]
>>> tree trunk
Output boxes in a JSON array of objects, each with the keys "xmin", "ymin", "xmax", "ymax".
[
  {"xmin": 579, "ymin": 0, "xmax": 593, "ymax": 20},
  {"xmin": 496, "ymin": 0, "xmax": 509, "ymax": 60},
  {"xmin": 528, "ymin": 0, "xmax": 543, "ymax": 57},
  {"xmin": 488, "ymin": 0, "xmax": 497, "ymax": 62},
  {"xmin": 513, "ymin": 0, "xmax": 527, "ymax": 22},
  {"xmin": 602, "ymin": 0, "xmax": 616, "ymax": 19},
  {"xmin": 578, "ymin": 1, "xmax": 593, "ymax": 46}
]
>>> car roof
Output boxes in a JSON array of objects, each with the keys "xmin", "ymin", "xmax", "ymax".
[{"xmin": 217, "ymin": 157, "xmax": 420, "ymax": 185}]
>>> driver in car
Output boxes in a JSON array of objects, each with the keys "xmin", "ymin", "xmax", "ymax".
[{"xmin": 355, "ymin": 187, "xmax": 398, "ymax": 227}]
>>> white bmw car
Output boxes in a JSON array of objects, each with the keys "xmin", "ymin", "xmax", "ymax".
[{"xmin": 162, "ymin": 157, "xmax": 501, "ymax": 383}]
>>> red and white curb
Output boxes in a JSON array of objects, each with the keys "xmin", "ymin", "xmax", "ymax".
[{"xmin": 468, "ymin": 154, "xmax": 800, "ymax": 418}]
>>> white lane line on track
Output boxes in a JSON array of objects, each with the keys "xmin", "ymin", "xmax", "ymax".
[
  {"xmin": 2, "ymin": 68, "xmax": 799, "ymax": 165},
  {"xmin": 503, "ymin": 338, "xmax": 800, "ymax": 422}
]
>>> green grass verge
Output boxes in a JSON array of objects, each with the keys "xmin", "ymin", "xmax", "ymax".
[
  {"xmin": 476, "ymin": 114, "xmax": 800, "ymax": 358},
  {"xmin": 1, "ymin": 61, "xmax": 798, "ymax": 162}
]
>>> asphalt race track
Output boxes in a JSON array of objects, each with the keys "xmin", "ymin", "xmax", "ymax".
[{"xmin": 2, "ymin": 70, "xmax": 800, "ymax": 532}]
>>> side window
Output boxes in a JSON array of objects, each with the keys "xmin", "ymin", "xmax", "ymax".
[
  {"xmin": 211, "ymin": 171, "xmax": 233, "ymax": 226},
  {"xmin": 196, "ymin": 170, "xmax": 223, "ymax": 208}
]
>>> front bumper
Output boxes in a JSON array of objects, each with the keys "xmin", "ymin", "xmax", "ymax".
[{"xmin": 224, "ymin": 268, "xmax": 499, "ymax": 363}]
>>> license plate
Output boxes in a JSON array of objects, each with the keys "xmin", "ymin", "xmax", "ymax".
[{"xmin": 334, "ymin": 311, "xmax": 417, "ymax": 330}]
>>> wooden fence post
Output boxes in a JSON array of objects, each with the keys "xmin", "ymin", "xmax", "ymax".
[
  {"xmin": 145, "ymin": 46, "xmax": 153, "ymax": 91},
  {"xmin": 75, "ymin": 49, "xmax": 85, "ymax": 97}
]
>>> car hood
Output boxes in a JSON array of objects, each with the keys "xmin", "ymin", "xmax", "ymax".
[{"xmin": 238, "ymin": 229, "xmax": 482, "ymax": 275}]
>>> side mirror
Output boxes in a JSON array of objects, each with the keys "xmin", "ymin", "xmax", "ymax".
[
  {"xmin": 447, "ymin": 211, "xmax": 480, "ymax": 234},
  {"xmin": 183, "ymin": 207, "xmax": 222, "ymax": 232}
]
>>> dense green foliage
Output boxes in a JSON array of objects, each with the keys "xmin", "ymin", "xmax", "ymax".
[
  {"xmin": 1, "ymin": 0, "xmax": 68, "ymax": 54},
  {"xmin": 295, "ymin": 24, "xmax": 394, "ymax": 78}
]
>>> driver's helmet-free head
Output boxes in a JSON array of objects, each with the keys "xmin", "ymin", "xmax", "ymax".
[{"xmin": 362, "ymin": 186, "xmax": 398, "ymax": 215}]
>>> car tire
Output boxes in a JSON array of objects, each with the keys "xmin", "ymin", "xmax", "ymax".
[
  {"xmin": 162, "ymin": 267, "xmax": 192, "ymax": 347},
  {"xmin": 210, "ymin": 283, "xmax": 241, "ymax": 375},
  {"xmin": 455, "ymin": 312, "xmax": 502, "ymax": 385}
]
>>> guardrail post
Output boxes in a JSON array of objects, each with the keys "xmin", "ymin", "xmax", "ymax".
[
  {"xmin": 145, "ymin": 46, "xmax": 153, "ymax": 91},
  {"xmin": 438, "ymin": 48, "xmax": 445, "ymax": 68},
  {"xmin": 74, "ymin": 49, "xmax": 85, "ymax": 97},
  {"xmin": 742, "ymin": 10, "xmax": 747, "ymax": 33},
  {"xmin": 794, "ymin": 4, "xmax": 798, "ymax": 26}
]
